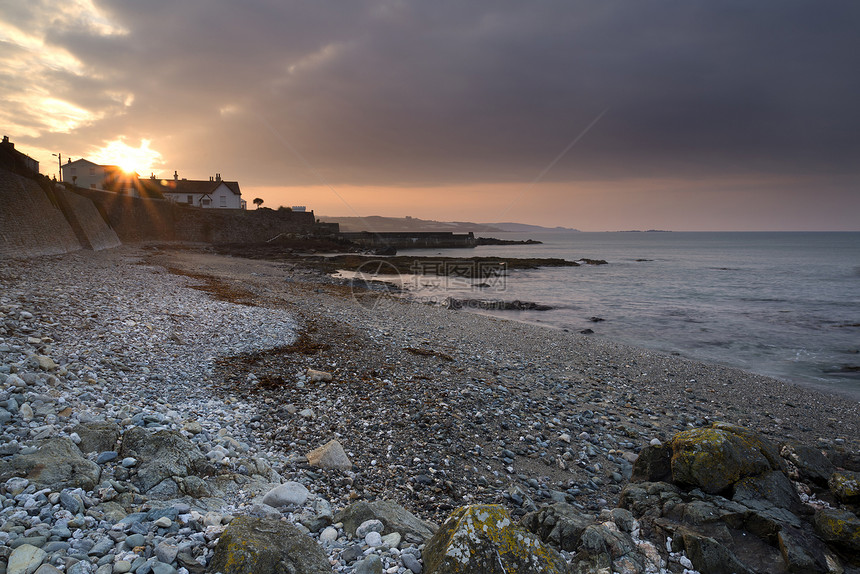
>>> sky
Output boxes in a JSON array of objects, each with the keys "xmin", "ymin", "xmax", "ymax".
[{"xmin": 1, "ymin": 0, "xmax": 858, "ymax": 231}]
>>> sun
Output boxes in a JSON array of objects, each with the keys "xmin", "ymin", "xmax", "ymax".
[{"xmin": 90, "ymin": 138, "xmax": 162, "ymax": 175}]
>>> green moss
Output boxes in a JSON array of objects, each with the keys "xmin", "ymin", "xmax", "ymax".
[{"xmin": 424, "ymin": 505, "xmax": 568, "ymax": 573}]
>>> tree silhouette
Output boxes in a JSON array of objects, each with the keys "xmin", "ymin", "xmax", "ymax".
[{"xmin": 253, "ymin": 197, "xmax": 263, "ymax": 209}]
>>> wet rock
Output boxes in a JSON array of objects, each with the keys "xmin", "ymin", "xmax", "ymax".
[
  {"xmin": 305, "ymin": 439, "xmax": 352, "ymax": 471},
  {"xmin": 336, "ymin": 499, "xmax": 438, "ymax": 542},
  {"xmin": 422, "ymin": 504, "xmax": 568, "ymax": 574},
  {"xmin": 210, "ymin": 516, "xmax": 331, "ymax": 574},
  {"xmin": 521, "ymin": 502, "xmax": 594, "ymax": 551},
  {"xmin": 0, "ymin": 437, "xmax": 100, "ymax": 490}
]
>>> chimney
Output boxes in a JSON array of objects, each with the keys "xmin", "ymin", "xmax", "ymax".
[
  {"xmin": 215, "ymin": 173, "xmax": 221, "ymax": 182},
  {"xmin": 174, "ymin": 170, "xmax": 178, "ymax": 181},
  {"xmin": 209, "ymin": 176, "xmax": 213, "ymax": 182}
]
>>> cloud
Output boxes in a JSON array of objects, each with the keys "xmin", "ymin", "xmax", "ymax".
[{"xmin": 2, "ymin": 1, "xmax": 858, "ymax": 228}]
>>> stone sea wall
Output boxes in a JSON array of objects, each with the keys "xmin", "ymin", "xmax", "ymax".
[
  {"xmin": 0, "ymin": 167, "xmax": 83, "ymax": 259},
  {"xmin": 71, "ymin": 187, "xmax": 328, "ymax": 244}
]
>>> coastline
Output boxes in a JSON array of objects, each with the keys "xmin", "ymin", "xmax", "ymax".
[{"xmin": 2, "ymin": 245, "xmax": 858, "ymax": 572}]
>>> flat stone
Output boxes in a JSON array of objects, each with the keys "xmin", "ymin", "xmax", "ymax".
[
  {"xmin": 262, "ymin": 481, "xmax": 309, "ymax": 507},
  {"xmin": 7, "ymin": 543, "xmax": 47, "ymax": 574}
]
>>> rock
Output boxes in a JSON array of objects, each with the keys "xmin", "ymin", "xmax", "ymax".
[
  {"xmin": 669, "ymin": 423, "xmax": 780, "ymax": 494},
  {"xmin": 305, "ymin": 439, "xmax": 352, "ymax": 471},
  {"xmin": 573, "ymin": 522, "xmax": 656, "ymax": 574},
  {"xmin": 402, "ymin": 552, "xmax": 423, "ymax": 574},
  {"xmin": 336, "ymin": 499, "xmax": 438, "ymax": 542},
  {"xmin": 7, "ymin": 543, "xmax": 47, "ymax": 574},
  {"xmin": 119, "ymin": 427, "xmax": 212, "ymax": 493},
  {"xmin": 210, "ymin": 516, "xmax": 331, "ymax": 574},
  {"xmin": 631, "ymin": 442, "xmax": 672, "ymax": 483},
  {"xmin": 72, "ymin": 421, "xmax": 121, "ymax": 454},
  {"xmin": 355, "ymin": 555, "xmax": 383, "ymax": 574},
  {"xmin": 306, "ymin": 369, "xmax": 332, "ymax": 382},
  {"xmin": 382, "ymin": 532, "xmax": 401, "ymax": 548},
  {"xmin": 34, "ymin": 566, "xmax": 63, "ymax": 574},
  {"xmin": 19, "ymin": 402, "xmax": 34, "ymax": 421},
  {"xmin": 319, "ymin": 526, "xmax": 338, "ymax": 543},
  {"xmin": 777, "ymin": 526, "xmax": 830, "ymax": 574},
  {"xmin": 828, "ymin": 470, "xmax": 859, "ymax": 503},
  {"xmin": 422, "ymin": 504, "xmax": 568, "ymax": 574},
  {"xmin": 679, "ymin": 527, "xmax": 754, "ymax": 574},
  {"xmin": 0, "ymin": 437, "xmax": 101, "ymax": 490},
  {"xmin": 521, "ymin": 502, "xmax": 593, "ymax": 551},
  {"xmin": 356, "ymin": 519, "xmax": 384, "ymax": 537},
  {"xmin": 732, "ymin": 470, "xmax": 803, "ymax": 512},
  {"xmin": 781, "ymin": 443, "xmax": 835, "ymax": 487},
  {"xmin": 365, "ymin": 530, "xmax": 383, "ymax": 547},
  {"xmin": 155, "ymin": 542, "xmax": 179, "ymax": 564},
  {"xmin": 262, "ymin": 481, "xmax": 309, "ymax": 507},
  {"xmin": 813, "ymin": 507, "xmax": 860, "ymax": 552}
]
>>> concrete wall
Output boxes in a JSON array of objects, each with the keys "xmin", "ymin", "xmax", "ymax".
[
  {"xmin": 54, "ymin": 188, "xmax": 121, "ymax": 251},
  {"xmin": 0, "ymin": 167, "xmax": 82, "ymax": 258}
]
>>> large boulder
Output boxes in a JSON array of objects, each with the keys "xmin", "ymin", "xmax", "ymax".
[
  {"xmin": 120, "ymin": 427, "xmax": 213, "ymax": 493},
  {"xmin": 335, "ymin": 499, "xmax": 437, "ymax": 543},
  {"xmin": 0, "ymin": 437, "xmax": 100, "ymax": 490},
  {"xmin": 669, "ymin": 423, "xmax": 781, "ymax": 494},
  {"xmin": 210, "ymin": 516, "xmax": 331, "ymax": 574},
  {"xmin": 71, "ymin": 421, "xmax": 121, "ymax": 454},
  {"xmin": 422, "ymin": 505, "xmax": 568, "ymax": 574},
  {"xmin": 520, "ymin": 502, "xmax": 593, "ymax": 551}
]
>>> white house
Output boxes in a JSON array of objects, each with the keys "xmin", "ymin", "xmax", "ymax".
[
  {"xmin": 61, "ymin": 159, "xmax": 137, "ymax": 195},
  {"xmin": 158, "ymin": 172, "xmax": 246, "ymax": 209}
]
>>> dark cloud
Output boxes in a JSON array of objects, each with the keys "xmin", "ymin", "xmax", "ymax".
[{"xmin": 2, "ymin": 0, "xmax": 858, "ymax": 223}]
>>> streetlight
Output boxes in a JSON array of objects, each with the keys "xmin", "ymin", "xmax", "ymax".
[{"xmin": 52, "ymin": 153, "xmax": 63, "ymax": 182}]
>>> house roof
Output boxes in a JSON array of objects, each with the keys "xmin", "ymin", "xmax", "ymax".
[{"xmin": 160, "ymin": 179, "xmax": 242, "ymax": 196}]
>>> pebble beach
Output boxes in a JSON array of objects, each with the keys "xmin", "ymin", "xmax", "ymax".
[{"xmin": 1, "ymin": 245, "xmax": 858, "ymax": 573}]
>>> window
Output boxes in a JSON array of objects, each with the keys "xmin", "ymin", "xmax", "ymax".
[
  {"xmin": 187, "ymin": 195, "xmax": 193, "ymax": 204},
  {"xmin": 89, "ymin": 168, "xmax": 95, "ymax": 175},
  {"xmin": 202, "ymin": 198, "xmax": 211, "ymax": 206},
  {"xmin": 220, "ymin": 195, "xmax": 227, "ymax": 207}
]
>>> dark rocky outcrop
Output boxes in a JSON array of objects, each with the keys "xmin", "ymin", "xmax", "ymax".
[{"xmin": 210, "ymin": 516, "xmax": 331, "ymax": 574}]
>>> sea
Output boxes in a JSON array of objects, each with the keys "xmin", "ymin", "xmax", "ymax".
[{"xmin": 393, "ymin": 231, "xmax": 860, "ymax": 400}]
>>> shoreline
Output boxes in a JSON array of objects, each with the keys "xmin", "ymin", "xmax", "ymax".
[{"xmin": 2, "ymin": 245, "xmax": 858, "ymax": 571}]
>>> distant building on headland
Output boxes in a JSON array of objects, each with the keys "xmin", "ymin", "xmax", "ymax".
[
  {"xmin": 0, "ymin": 135, "xmax": 39, "ymax": 174},
  {"xmin": 152, "ymin": 171, "xmax": 246, "ymax": 209}
]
